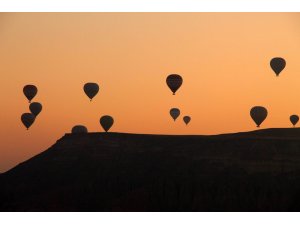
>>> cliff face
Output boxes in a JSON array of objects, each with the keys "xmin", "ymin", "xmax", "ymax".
[{"xmin": 2, "ymin": 129, "xmax": 300, "ymax": 211}]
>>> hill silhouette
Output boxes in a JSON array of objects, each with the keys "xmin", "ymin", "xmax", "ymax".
[{"xmin": 2, "ymin": 128, "xmax": 300, "ymax": 211}]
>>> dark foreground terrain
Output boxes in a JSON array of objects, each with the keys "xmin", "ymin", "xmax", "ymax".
[{"xmin": 2, "ymin": 128, "xmax": 300, "ymax": 211}]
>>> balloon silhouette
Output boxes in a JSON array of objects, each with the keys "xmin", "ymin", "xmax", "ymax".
[
  {"xmin": 100, "ymin": 115, "xmax": 114, "ymax": 132},
  {"xmin": 21, "ymin": 113, "xmax": 35, "ymax": 130},
  {"xmin": 183, "ymin": 116, "xmax": 191, "ymax": 125},
  {"xmin": 84, "ymin": 83, "xmax": 99, "ymax": 101},
  {"xmin": 270, "ymin": 57, "xmax": 286, "ymax": 76},
  {"xmin": 29, "ymin": 102, "xmax": 42, "ymax": 117},
  {"xmin": 72, "ymin": 125, "xmax": 88, "ymax": 134},
  {"xmin": 170, "ymin": 108, "xmax": 180, "ymax": 121},
  {"xmin": 23, "ymin": 85, "xmax": 38, "ymax": 103},
  {"xmin": 166, "ymin": 74, "xmax": 183, "ymax": 95},
  {"xmin": 290, "ymin": 115, "xmax": 299, "ymax": 127},
  {"xmin": 250, "ymin": 106, "xmax": 268, "ymax": 127}
]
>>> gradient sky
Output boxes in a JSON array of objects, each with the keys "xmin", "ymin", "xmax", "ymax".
[{"xmin": 1, "ymin": 13, "xmax": 300, "ymax": 172}]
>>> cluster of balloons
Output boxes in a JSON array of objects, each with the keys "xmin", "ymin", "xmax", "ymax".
[
  {"xmin": 166, "ymin": 74, "xmax": 191, "ymax": 126},
  {"xmin": 71, "ymin": 83, "xmax": 114, "ymax": 133},
  {"xmin": 250, "ymin": 57, "xmax": 298, "ymax": 128},
  {"xmin": 250, "ymin": 106, "xmax": 299, "ymax": 128},
  {"xmin": 71, "ymin": 115, "xmax": 114, "ymax": 134},
  {"xmin": 169, "ymin": 108, "xmax": 191, "ymax": 125},
  {"xmin": 21, "ymin": 85, "xmax": 43, "ymax": 130},
  {"xmin": 21, "ymin": 57, "xmax": 294, "ymax": 133}
]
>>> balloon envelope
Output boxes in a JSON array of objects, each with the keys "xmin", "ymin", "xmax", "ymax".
[
  {"xmin": 84, "ymin": 83, "xmax": 99, "ymax": 101},
  {"xmin": 290, "ymin": 115, "xmax": 299, "ymax": 127},
  {"xmin": 29, "ymin": 102, "xmax": 42, "ymax": 117},
  {"xmin": 72, "ymin": 125, "xmax": 88, "ymax": 134},
  {"xmin": 166, "ymin": 74, "xmax": 183, "ymax": 95},
  {"xmin": 250, "ymin": 106, "xmax": 268, "ymax": 127},
  {"xmin": 100, "ymin": 115, "xmax": 114, "ymax": 132},
  {"xmin": 21, "ymin": 113, "xmax": 35, "ymax": 130},
  {"xmin": 23, "ymin": 85, "xmax": 38, "ymax": 103},
  {"xmin": 170, "ymin": 108, "xmax": 180, "ymax": 121},
  {"xmin": 183, "ymin": 116, "xmax": 191, "ymax": 125},
  {"xmin": 270, "ymin": 57, "xmax": 286, "ymax": 76}
]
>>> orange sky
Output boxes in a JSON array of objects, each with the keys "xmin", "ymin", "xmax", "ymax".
[{"xmin": 1, "ymin": 13, "xmax": 300, "ymax": 172}]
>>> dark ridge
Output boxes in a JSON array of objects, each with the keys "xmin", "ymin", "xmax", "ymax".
[{"xmin": 1, "ymin": 128, "xmax": 300, "ymax": 211}]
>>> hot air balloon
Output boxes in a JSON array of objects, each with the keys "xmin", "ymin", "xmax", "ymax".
[
  {"xmin": 72, "ymin": 125, "xmax": 88, "ymax": 134},
  {"xmin": 84, "ymin": 83, "xmax": 99, "ymax": 101},
  {"xmin": 100, "ymin": 115, "xmax": 114, "ymax": 132},
  {"xmin": 270, "ymin": 57, "xmax": 286, "ymax": 76},
  {"xmin": 183, "ymin": 116, "xmax": 191, "ymax": 125},
  {"xmin": 250, "ymin": 106, "xmax": 268, "ymax": 128},
  {"xmin": 23, "ymin": 85, "xmax": 38, "ymax": 103},
  {"xmin": 29, "ymin": 102, "xmax": 42, "ymax": 117},
  {"xmin": 290, "ymin": 115, "xmax": 299, "ymax": 127},
  {"xmin": 170, "ymin": 108, "xmax": 180, "ymax": 121},
  {"xmin": 166, "ymin": 74, "xmax": 183, "ymax": 95},
  {"xmin": 21, "ymin": 113, "xmax": 35, "ymax": 130}
]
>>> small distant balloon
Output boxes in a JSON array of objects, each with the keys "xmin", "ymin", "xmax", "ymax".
[
  {"xmin": 270, "ymin": 57, "xmax": 286, "ymax": 76},
  {"xmin": 183, "ymin": 116, "xmax": 191, "ymax": 125},
  {"xmin": 23, "ymin": 85, "xmax": 38, "ymax": 103},
  {"xmin": 21, "ymin": 113, "xmax": 35, "ymax": 130},
  {"xmin": 290, "ymin": 115, "xmax": 299, "ymax": 127},
  {"xmin": 72, "ymin": 125, "xmax": 88, "ymax": 134},
  {"xmin": 166, "ymin": 74, "xmax": 183, "ymax": 95},
  {"xmin": 250, "ymin": 106, "xmax": 268, "ymax": 128},
  {"xmin": 100, "ymin": 115, "xmax": 114, "ymax": 132},
  {"xmin": 84, "ymin": 83, "xmax": 99, "ymax": 101},
  {"xmin": 170, "ymin": 108, "xmax": 180, "ymax": 121},
  {"xmin": 29, "ymin": 102, "xmax": 42, "ymax": 117}
]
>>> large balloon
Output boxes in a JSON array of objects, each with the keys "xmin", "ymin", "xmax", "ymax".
[
  {"xmin": 166, "ymin": 74, "xmax": 183, "ymax": 95},
  {"xmin": 29, "ymin": 102, "xmax": 42, "ymax": 117},
  {"xmin": 23, "ymin": 85, "xmax": 38, "ymax": 103},
  {"xmin": 250, "ymin": 106, "xmax": 268, "ymax": 127},
  {"xmin": 84, "ymin": 83, "xmax": 99, "ymax": 101},
  {"xmin": 72, "ymin": 125, "xmax": 88, "ymax": 134},
  {"xmin": 183, "ymin": 116, "xmax": 191, "ymax": 125},
  {"xmin": 170, "ymin": 108, "xmax": 180, "ymax": 121},
  {"xmin": 100, "ymin": 115, "xmax": 114, "ymax": 132},
  {"xmin": 290, "ymin": 115, "xmax": 299, "ymax": 127},
  {"xmin": 270, "ymin": 57, "xmax": 286, "ymax": 76},
  {"xmin": 21, "ymin": 113, "xmax": 35, "ymax": 130}
]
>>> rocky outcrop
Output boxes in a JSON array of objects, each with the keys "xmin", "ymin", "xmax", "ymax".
[{"xmin": 1, "ymin": 129, "xmax": 300, "ymax": 211}]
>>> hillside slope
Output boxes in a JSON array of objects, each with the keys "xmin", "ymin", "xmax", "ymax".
[{"xmin": 2, "ymin": 128, "xmax": 300, "ymax": 211}]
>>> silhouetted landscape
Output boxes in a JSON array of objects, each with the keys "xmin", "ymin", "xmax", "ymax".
[{"xmin": 2, "ymin": 128, "xmax": 300, "ymax": 211}]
